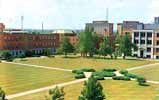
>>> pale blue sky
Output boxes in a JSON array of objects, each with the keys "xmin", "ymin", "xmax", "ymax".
[{"xmin": 0, "ymin": 0, "xmax": 159, "ymax": 29}]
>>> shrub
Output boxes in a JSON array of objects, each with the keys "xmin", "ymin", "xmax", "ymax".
[
  {"xmin": 138, "ymin": 82, "xmax": 150, "ymax": 86},
  {"xmin": 93, "ymin": 71, "xmax": 116, "ymax": 77},
  {"xmin": 72, "ymin": 68, "xmax": 95, "ymax": 74},
  {"xmin": 17, "ymin": 54, "xmax": 26, "ymax": 58},
  {"xmin": 137, "ymin": 77, "xmax": 146, "ymax": 83},
  {"xmin": 0, "ymin": 87, "xmax": 5, "ymax": 100},
  {"xmin": 112, "ymin": 76, "xmax": 130, "ymax": 81},
  {"xmin": 125, "ymin": 73, "xmax": 138, "ymax": 79},
  {"xmin": 119, "ymin": 70, "xmax": 128, "ymax": 75},
  {"xmin": 75, "ymin": 74, "xmax": 85, "ymax": 79},
  {"xmin": 94, "ymin": 75, "xmax": 105, "ymax": 80},
  {"xmin": 103, "ymin": 68, "xmax": 117, "ymax": 72},
  {"xmin": 72, "ymin": 70, "xmax": 84, "ymax": 74},
  {"xmin": 81, "ymin": 68, "xmax": 96, "ymax": 72}
]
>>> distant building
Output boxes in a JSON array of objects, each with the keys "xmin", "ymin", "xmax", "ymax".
[
  {"xmin": 0, "ymin": 23, "xmax": 5, "ymax": 32},
  {"xmin": 154, "ymin": 17, "xmax": 159, "ymax": 24},
  {"xmin": 86, "ymin": 21, "xmax": 114, "ymax": 48},
  {"xmin": 0, "ymin": 23, "xmax": 60, "ymax": 57},
  {"xmin": 52, "ymin": 29, "xmax": 78, "ymax": 45},
  {"xmin": 86, "ymin": 21, "xmax": 113, "ymax": 37}
]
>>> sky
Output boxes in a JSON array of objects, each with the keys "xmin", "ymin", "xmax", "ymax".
[{"xmin": 0, "ymin": 0, "xmax": 159, "ymax": 29}]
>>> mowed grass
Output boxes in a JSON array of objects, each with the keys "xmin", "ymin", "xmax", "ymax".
[
  {"xmin": 130, "ymin": 65, "xmax": 159, "ymax": 81},
  {"xmin": 0, "ymin": 63, "xmax": 74, "ymax": 95},
  {"xmin": 11, "ymin": 80, "xmax": 159, "ymax": 100},
  {"xmin": 15, "ymin": 56, "xmax": 157, "ymax": 71}
]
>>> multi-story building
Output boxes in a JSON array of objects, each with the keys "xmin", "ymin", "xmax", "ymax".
[
  {"xmin": 132, "ymin": 30, "xmax": 154, "ymax": 58},
  {"xmin": 52, "ymin": 29, "xmax": 78, "ymax": 45},
  {"xmin": 154, "ymin": 30, "xmax": 159, "ymax": 59},
  {"xmin": 0, "ymin": 24, "xmax": 60, "ymax": 57},
  {"xmin": 117, "ymin": 21, "xmax": 141, "ymax": 36},
  {"xmin": 86, "ymin": 21, "xmax": 113, "ymax": 37},
  {"xmin": 86, "ymin": 21, "xmax": 115, "ymax": 48}
]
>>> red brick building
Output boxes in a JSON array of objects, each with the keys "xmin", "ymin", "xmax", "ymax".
[
  {"xmin": 52, "ymin": 29, "xmax": 78, "ymax": 45},
  {"xmin": 0, "ymin": 24, "xmax": 60, "ymax": 57}
]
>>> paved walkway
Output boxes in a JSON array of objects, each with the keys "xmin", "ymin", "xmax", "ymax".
[
  {"xmin": 6, "ymin": 78, "xmax": 87, "ymax": 99},
  {"xmin": 127, "ymin": 63, "xmax": 159, "ymax": 71},
  {"xmin": 2, "ymin": 61, "xmax": 72, "ymax": 72}
]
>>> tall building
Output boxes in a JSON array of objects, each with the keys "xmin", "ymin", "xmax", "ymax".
[
  {"xmin": 86, "ymin": 21, "xmax": 113, "ymax": 37},
  {"xmin": 86, "ymin": 21, "xmax": 114, "ymax": 49}
]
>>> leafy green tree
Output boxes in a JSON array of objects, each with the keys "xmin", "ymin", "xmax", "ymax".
[
  {"xmin": 0, "ymin": 87, "xmax": 5, "ymax": 100},
  {"xmin": 43, "ymin": 48, "xmax": 52, "ymax": 56},
  {"xmin": 99, "ymin": 37, "xmax": 113, "ymax": 59},
  {"xmin": 60, "ymin": 37, "xmax": 75, "ymax": 57},
  {"xmin": 78, "ymin": 27, "xmax": 98, "ymax": 57},
  {"xmin": 118, "ymin": 34, "xmax": 135, "ymax": 59},
  {"xmin": 78, "ymin": 76, "xmax": 105, "ymax": 100},
  {"xmin": 0, "ymin": 51, "xmax": 12, "ymax": 60},
  {"xmin": 46, "ymin": 86, "xmax": 65, "ymax": 100}
]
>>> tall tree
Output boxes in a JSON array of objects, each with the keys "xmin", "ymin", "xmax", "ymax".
[
  {"xmin": 99, "ymin": 37, "xmax": 113, "ymax": 59},
  {"xmin": 78, "ymin": 27, "xmax": 98, "ymax": 57},
  {"xmin": 59, "ymin": 37, "xmax": 75, "ymax": 57},
  {"xmin": 0, "ymin": 87, "xmax": 5, "ymax": 100},
  {"xmin": 78, "ymin": 76, "xmax": 105, "ymax": 100},
  {"xmin": 118, "ymin": 34, "xmax": 134, "ymax": 59},
  {"xmin": 43, "ymin": 48, "xmax": 52, "ymax": 56},
  {"xmin": 46, "ymin": 86, "xmax": 65, "ymax": 100}
]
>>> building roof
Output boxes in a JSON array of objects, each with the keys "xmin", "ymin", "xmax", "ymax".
[{"xmin": 52, "ymin": 29, "xmax": 74, "ymax": 34}]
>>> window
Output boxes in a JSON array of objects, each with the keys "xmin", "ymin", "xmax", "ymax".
[
  {"xmin": 156, "ymin": 56, "xmax": 159, "ymax": 59},
  {"xmin": 146, "ymin": 55, "xmax": 151, "ymax": 58},
  {"xmin": 140, "ymin": 40, "xmax": 145, "ymax": 44},
  {"xmin": 147, "ymin": 40, "xmax": 152, "ymax": 45},
  {"xmin": 140, "ymin": 32, "xmax": 145, "ymax": 37},
  {"xmin": 134, "ymin": 32, "xmax": 139, "ymax": 37},
  {"xmin": 147, "ymin": 32, "xmax": 152, "ymax": 37},
  {"xmin": 157, "ymin": 40, "xmax": 159, "ymax": 45},
  {"xmin": 134, "ymin": 40, "xmax": 139, "ymax": 44},
  {"xmin": 147, "ymin": 48, "xmax": 151, "ymax": 52},
  {"xmin": 157, "ymin": 33, "xmax": 159, "ymax": 37},
  {"xmin": 156, "ymin": 48, "xmax": 159, "ymax": 52}
]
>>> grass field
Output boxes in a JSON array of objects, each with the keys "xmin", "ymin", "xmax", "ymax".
[
  {"xmin": 130, "ymin": 65, "xmax": 159, "ymax": 81},
  {"xmin": 0, "ymin": 63, "xmax": 74, "ymax": 95},
  {"xmin": 11, "ymin": 80, "xmax": 159, "ymax": 100},
  {"xmin": 14, "ymin": 56, "xmax": 157, "ymax": 71}
]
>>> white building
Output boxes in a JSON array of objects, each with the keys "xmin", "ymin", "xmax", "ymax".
[{"xmin": 132, "ymin": 30, "xmax": 154, "ymax": 58}]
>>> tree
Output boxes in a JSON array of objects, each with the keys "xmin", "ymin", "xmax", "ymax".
[
  {"xmin": 59, "ymin": 37, "xmax": 75, "ymax": 57},
  {"xmin": 118, "ymin": 34, "xmax": 135, "ymax": 59},
  {"xmin": 99, "ymin": 37, "xmax": 113, "ymax": 59},
  {"xmin": 0, "ymin": 87, "xmax": 5, "ymax": 100},
  {"xmin": 0, "ymin": 51, "xmax": 12, "ymax": 60},
  {"xmin": 43, "ymin": 48, "xmax": 52, "ymax": 56},
  {"xmin": 46, "ymin": 86, "xmax": 65, "ymax": 100},
  {"xmin": 78, "ymin": 27, "xmax": 98, "ymax": 57},
  {"xmin": 78, "ymin": 76, "xmax": 105, "ymax": 100}
]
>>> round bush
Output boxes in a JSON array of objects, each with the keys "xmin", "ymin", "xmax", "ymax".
[
  {"xmin": 75, "ymin": 74, "xmax": 85, "ymax": 79},
  {"xmin": 112, "ymin": 76, "xmax": 130, "ymax": 81},
  {"xmin": 94, "ymin": 75, "xmax": 105, "ymax": 80},
  {"xmin": 103, "ymin": 68, "xmax": 117, "ymax": 72},
  {"xmin": 119, "ymin": 70, "xmax": 128, "ymax": 75}
]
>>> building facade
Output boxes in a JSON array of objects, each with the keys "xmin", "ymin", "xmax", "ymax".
[
  {"xmin": 52, "ymin": 29, "xmax": 78, "ymax": 45},
  {"xmin": 86, "ymin": 21, "xmax": 115, "ymax": 49},
  {"xmin": 0, "ymin": 29, "xmax": 60, "ymax": 57},
  {"xmin": 132, "ymin": 30, "xmax": 154, "ymax": 59}
]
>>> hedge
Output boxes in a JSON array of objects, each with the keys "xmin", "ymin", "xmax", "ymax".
[
  {"xmin": 119, "ymin": 70, "xmax": 128, "ymax": 75},
  {"xmin": 112, "ymin": 76, "xmax": 130, "ymax": 81},
  {"xmin": 72, "ymin": 68, "xmax": 96, "ymax": 74},
  {"xmin": 75, "ymin": 74, "xmax": 85, "ymax": 79},
  {"xmin": 125, "ymin": 73, "xmax": 138, "ymax": 79},
  {"xmin": 93, "ymin": 71, "xmax": 116, "ymax": 77},
  {"xmin": 102, "ymin": 68, "xmax": 117, "ymax": 72}
]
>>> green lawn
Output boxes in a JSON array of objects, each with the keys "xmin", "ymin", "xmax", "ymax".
[
  {"xmin": 130, "ymin": 65, "xmax": 159, "ymax": 81},
  {"xmin": 0, "ymin": 63, "xmax": 74, "ymax": 95},
  {"xmin": 11, "ymin": 80, "xmax": 159, "ymax": 100},
  {"xmin": 15, "ymin": 56, "xmax": 157, "ymax": 71}
]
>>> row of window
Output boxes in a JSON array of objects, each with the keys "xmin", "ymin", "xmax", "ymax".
[
  {"xmin": 134, "ymin": 32, "xmax": 159, "ymax": 37},
  {"xmin": 134, "ymin": 40, "xmax": 152, "ymax": 44}
]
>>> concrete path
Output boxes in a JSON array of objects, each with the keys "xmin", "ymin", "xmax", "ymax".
[
  {"xmin": 6, "ymin": 78, "xmax": 87, "ymax": 99},
  {"xmin": 2, "ymin": 61, "xmax": 72, "ymax": 72},
  {"xmin": 127, "ymin": 63, "xmax": 159, "ymax": 71}
]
